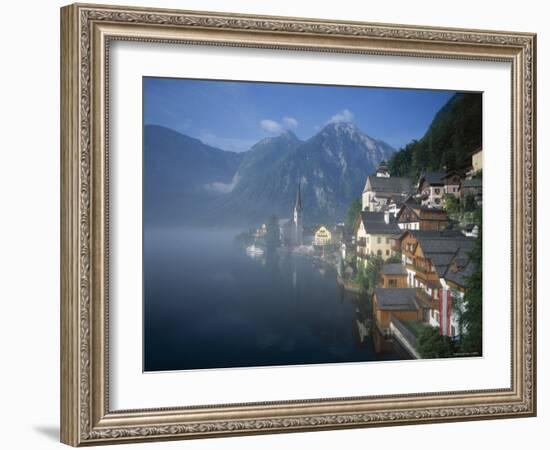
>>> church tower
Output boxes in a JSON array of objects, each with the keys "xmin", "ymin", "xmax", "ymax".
[
  {"xmin": 376, "ymin": 160, "xmax": 390, "ymax": 178},
  {"xmin": 293, "ymin": 182, "xmax": 303, "ymax": 246}
]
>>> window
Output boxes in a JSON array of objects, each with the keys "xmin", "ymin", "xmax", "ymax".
[
  {"xmin": 377, "ymin": 250, "xmax": 382, "ymax": 256},
  {"xmin": 386, "ymin": 237, "xmax": 390, "ymax": 244},
  {"xmin": 389, "ymin": 279, "xmax": 396, "ymax": 287},
  {"xmin": 386, "ymin": 250, "xmax": 390, "ymax": 256},
  {"xmin": 377, "ymin": 237, "xmax": 381, "ymax": 244},
  {"xmin": 435, "ymin": 188, "xmax": 440, "ymax": 194},
  {"xmin": 435, "ymin": 198, "xmax": 441, "ymax": 204}
]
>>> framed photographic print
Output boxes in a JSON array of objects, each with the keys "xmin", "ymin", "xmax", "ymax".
[{"xmin": 60, "ymin": 3, "xmax": 537, "ymax": 446}]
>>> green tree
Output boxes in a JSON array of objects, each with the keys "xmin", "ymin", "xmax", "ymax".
[
  {"xmin": 463, "ymin": 193, "xmax": 477, "ymax": 212},
  {"xmin": 345, "ymin": 197, "xmax": 362, "ymax": 234},
  {"xmin": 417, "ymin": 326, "xmax": 456, "ymax": 358},
  {"xmin": 365, "ymin": 255, "xmax": 384, "ymax": 293},
  {"xmin": 353, "ymin": 267, "xmax": 368, "ymax": 293},
  {"xmin": 443, "ymin": 193, "xmax": 460, "ymax": 214},
  {"xmin": 386, "ymin": 93, "xmax": 482, "ymax": 177},
  {"xmin": 387, "ymin": 252, "xmax": 402, "ymax": 264},
  {"xmin": 459, "ymin": 208, "xmax": 482, "ymax": 355},
  {"xmin": 265, "ymin": 214, "xmax": 280, "ymax": 248}
]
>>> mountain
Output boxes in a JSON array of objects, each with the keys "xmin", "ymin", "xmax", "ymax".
[
  {"xmin": 143, "ymin": 124, "xmax": 244, "ymax": 225},
  {"xmin": 144, "ymin": 123, "xmax": 395, "ymax": 226},
  {"xmin": 218, "ymin": 122, "xmax": 395, "ymax": 224},
  {"xmin": 387, "ymin": 93, "xmax": 482, "ymax": 180}
]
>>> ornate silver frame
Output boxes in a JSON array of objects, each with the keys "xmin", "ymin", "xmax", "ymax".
[{"xmin": 60, "ymin": 3, "xmax": 536, "ymax": 446}]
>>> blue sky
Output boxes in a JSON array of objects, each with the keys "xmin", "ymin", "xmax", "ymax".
[{"xmin": 143, "ymin": 77, "xmax": 456, "ymax": 153}]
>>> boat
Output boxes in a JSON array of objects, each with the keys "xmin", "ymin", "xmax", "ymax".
[{"xmin": 245, "ymin": 244, "xmax": 264, "ymax": 257}]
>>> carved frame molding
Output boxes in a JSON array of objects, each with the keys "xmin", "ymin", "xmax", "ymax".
[{"xmin": 61, "ymin": 3, "xmax": 536, "ymax": 446}]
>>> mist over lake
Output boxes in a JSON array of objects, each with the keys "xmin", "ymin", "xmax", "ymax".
[{"xmin": 144, "ymin": 227, "xmax": 400, "ymax": 371}]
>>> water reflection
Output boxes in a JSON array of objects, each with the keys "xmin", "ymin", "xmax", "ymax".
[{"xmin": 144, "ymin": 227, "xmax": 401, "ymax": 372}]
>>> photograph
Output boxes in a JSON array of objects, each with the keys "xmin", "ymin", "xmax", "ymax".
[{"xmin": 142, "ymin": 78, "xmax": 483, "ymax": 371}]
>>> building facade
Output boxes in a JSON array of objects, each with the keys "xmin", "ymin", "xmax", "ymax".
[
  {"xmin": 392, "ymin": 229, "xmax": 475, "ymax": 338},
  {"xmin": 396, "ymin": 203, "xmax": 450, "ymax": 231},
  {"xmin": 314, "ymin": 225, "xmax": 332, "ymax": 246},
  {"xmin": 418, "ymin": 171, "xmax": 461, "ymax": 208},
  {"xmin": 356, "ymin": 211, "xmax": 401, "ymax": 268},
  {"xmin": 362, "ymin": 162, "xmax": 413, "ymax": 212},
  {"xmin": 472, "ymin": 148, "xmax": 483, "ymax": 174},
  {"xmin": 380, "ymin": 263, "xmax": 408, "ymax": 288}
]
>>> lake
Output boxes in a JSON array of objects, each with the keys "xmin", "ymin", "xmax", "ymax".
[{"xmin": 144, "ymin": 227, "xmax": 401, "ymax": 371}]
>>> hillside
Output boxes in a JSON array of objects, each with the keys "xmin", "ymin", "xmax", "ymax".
[{"xmin": 387, "ymin": 93, "xmax": 482, "ymax": 180}]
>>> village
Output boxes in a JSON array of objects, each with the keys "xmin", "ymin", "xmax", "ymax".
[{"xmin": 244, "ymin": 147, "xmax": 483, "ymax": 359}]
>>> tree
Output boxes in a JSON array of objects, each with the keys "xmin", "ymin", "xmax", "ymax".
[
  {"xmin": 417, "ymin": 326, "xmax": 456, "ymax": 358},
  {"xmin": 365, "ymin": 255, "xmax": 384, "ymax": 294},
  {"xmin": 265, "ymin": 214, "xmax": 280, "ymax": 248},
  {"xmin": 463, "ymin": 193, "xmax": 477, "ymax": 212},
  {"xmin": 443, "ymin": 193, "xmax": 460, "ymax": 214},
  {"xmin": 387, "ymin": 252, "xmax": 402, "ymax": 264},
  {"xmin": 459, "ymin": 208, "xmax": 482, "ymax": 354},
  {"xmin": 353, "ymin": 267, "xmax": 368, "ymax": 293},
  {"xmin": 386, "ymin": 93, "xmax": 482, "ymax": 177},
  {"xmin": 345, "ymin": 197, "xmax": 362, "ymax": 234}
]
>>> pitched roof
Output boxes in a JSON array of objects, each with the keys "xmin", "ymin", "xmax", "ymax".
[
  {"xmin": 359, "ymin": 211, "xmax": 401, "ymax": 235},
  {"xmin": 396, "ymin": 203, "xmax": 449, "ymax": 223},
  {"xmin": 382, "ymin": 263, "xmax": 407, "ymax": 276},
  {"xmin": 418, "ymin": 171, "xmax": 447, "ymax": 186},
  {"xmin": 413, "ymin": 231, "xmax": 476, "ymax": 277},
  {"xmin": 393, "ymin": 229, "xmax": 477, "ymax": 281},
  {"xmin": 445, "ymin": 258, "xmax": 476, "ymax": 288},
  {"xmin": 374, "ymin": 288, "xmax": 419, "ymax": 311},
  {"xmin": 364, "ymin": 175, "xmax": 413, "ymax": 194}
]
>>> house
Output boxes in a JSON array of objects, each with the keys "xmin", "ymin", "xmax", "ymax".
[
  {"xmin": 380, "ymin": 263, "xmax": 408, "ymax": 288},
  {"xmin": 460, "ymin": 178, "xmax": 482, "ymax": 206},
  {"xmin": 472, "ymin": 149, "xmax": 483, "ymax": 173},
  {"xmin": 441, "ymin": 249, "xmax": 477, "ymax": 338},
  {"xmin": 314, "ymin": 225, "xmax": 332, "ymax": 246},
  {"xmin": 372, "ymin": 288, "xmax": 421, "ymax": 333},
  {"xmin": 392, "ymin": 229, "xmax": 476, "ymax": 338},
  {"xmin": 362, "ymin": 162, "xmax": 413, "ymax": 212},
  {"xmin": 417, "ymin": 171, "xmax": 461, "ymax": 208},
  {"xmin": 395, "ymin": 203, "xmax": 450, "ymax": 231},
  {"xmin": 356, "ymin": 211, "xmax": 401, "ymax": 268},
  {"xmin": 463, "ymin": 223, "xmax": 480, "ymax": 238},
  {"xmin": 387, "ymin": 194, "xmax": 416, "ymax": 217}
]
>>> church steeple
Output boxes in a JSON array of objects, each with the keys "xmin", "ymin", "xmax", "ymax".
[
  {"xmin": 294, "ymin": 182, "xmax": 303, "ymax": 212},
  {"xmin": 293, "ymin": 181, "xmax": 303, "ymax": 246},
  {"xmin": 376, "ymin": 160, "xmax": 390, "ymax": 178}
]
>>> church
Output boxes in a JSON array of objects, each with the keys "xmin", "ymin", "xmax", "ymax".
[{"xmin": 279, "ymin": 183, "xmax": 304, "ymax": 247}]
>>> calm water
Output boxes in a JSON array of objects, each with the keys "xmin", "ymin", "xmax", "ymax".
[{"xmin": 144, "ymin": 228, "xmax": 400, "ymax": 371}]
